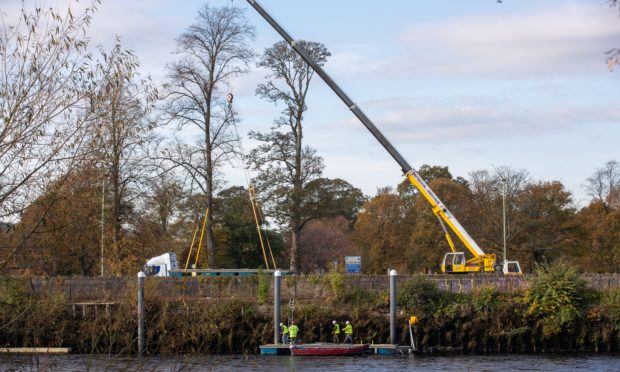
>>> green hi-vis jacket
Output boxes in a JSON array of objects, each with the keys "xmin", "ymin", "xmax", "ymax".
[
  {"xmin": 289, "ymin": 324, "xmax": 299, "ymax": 338},
  {"xmin": 281, "ymin": 324, "xmax": 289, "ymax": 334},
  {"xmin": 344, "ymin": 324, "xmax": 353, "ymax": 334},
  {"xmin": 333, "ymin": 323, "xmax": 340, "ymax": 334}
]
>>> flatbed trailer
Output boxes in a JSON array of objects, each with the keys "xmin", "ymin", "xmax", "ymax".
[{"xmin": 168, "ymin": 268, "xmax": 291, "ymax": 277}]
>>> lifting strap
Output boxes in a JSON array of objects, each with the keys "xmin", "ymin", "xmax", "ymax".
[
  {"xmin": 226, "ymin": 94, "xmax": 277, "ymax": 270},
  {"xmin": 193, "ymin": 207, "xmax": 209, "ymax": 268},
  {"xmin": 184, "ymin": 221, "xmax": 200, "ymax": 270}
]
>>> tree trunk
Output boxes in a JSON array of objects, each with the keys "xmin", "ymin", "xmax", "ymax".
[
  {"xmin": 205, "ymin": 85, "xmax": 215, "ymax": 269},
  {"xmin": 290, "ymin": 221, "xmax": 301, "ymax": 273}
]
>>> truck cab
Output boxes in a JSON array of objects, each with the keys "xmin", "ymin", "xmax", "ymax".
[
  {"xmin": 502, "ymin": 260, "xmax": 522, "ymax": 275},
  {"xmin": 144, "ymin": 252, "xmax": 178, "ymax": 277}
]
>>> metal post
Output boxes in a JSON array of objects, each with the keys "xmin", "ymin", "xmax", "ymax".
[
  {"xmin": 137, "ymin": 271, "xmax": 145, "ymax": 356},
  {"xmin": 502, "ymin": 179, "xmax": 507, "ymax": 267},
  {"xmin": 389, "ymin": 269, "xmax": 397, "ymax": 345},
  {"xmin": 274, "ymin": 270, "xmax": 281, "ymax": 344},
  {"xmin": 101, "ymin": 181, "xmax": 105, "ymax": 277}
]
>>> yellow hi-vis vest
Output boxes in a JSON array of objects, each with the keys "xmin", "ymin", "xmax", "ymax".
[
  {"xmin": 344, "ymin": 324, "xmax": 353, "ymax": 334},
  {"xmin": 333, "ymin": 323, "xmax": 340, "ymax": 334},
  {"xmin": 281, "ymin": 324, "xmax": 289, "ymax": 335},
  {"xmin": 289, "ymin": 324, "xmax": 299, "ymax": 338}
]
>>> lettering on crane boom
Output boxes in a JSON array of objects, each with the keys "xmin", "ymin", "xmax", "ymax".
[{"xmin": 410, "ymin": 171, "xmax": 444, "ymax": 208}]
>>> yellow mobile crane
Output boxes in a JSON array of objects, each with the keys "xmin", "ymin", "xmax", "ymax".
[{"xmin": 247, "ymin": 0, "xmax": 522, "ymax": 275}]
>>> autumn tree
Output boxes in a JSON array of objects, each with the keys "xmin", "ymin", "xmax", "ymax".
[
  {"xmin": 249, "ymin": 40, "xmax": 331, "ymax": 272},
  {"xmin": 405, "ymin": 177, "xmax": 476, "ymax": 273},
  {"xmin": 9, "ymin": 167, "xmax": 103, "ymax": 276},
  {"xmin": 354, "ymin": 188, "xmax": 408, "ymax": 274},
  {"xmin": 510, "ymin": 181, "xmax": 576, "ymax": 270},
  {"xmin": 299, "ymin": 216, "xmax": 359, "ymax": 273},
  {"xmin": 162, "ymin": 4, "xmax": 255, "ymax": 268},
  {"xmin": 571, "ymin": 201, "xmax": 620, "ymax": 272}
]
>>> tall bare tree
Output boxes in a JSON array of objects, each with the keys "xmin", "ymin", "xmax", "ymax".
[
  {"xmin": 161, "ymin": 5, "xmax": 255, "ymax": 268},
  {"xmin": 249, "ymin": 40, "xmax": 331, "ymax": 272},
  {"xmin": 585, "ymin": 160, "xmax": 620, "ymax": 205}
]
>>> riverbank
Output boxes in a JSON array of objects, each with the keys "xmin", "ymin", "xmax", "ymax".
[{"xmin": 1, "ymin": 263, "xmax": 619, "ymax": 354}]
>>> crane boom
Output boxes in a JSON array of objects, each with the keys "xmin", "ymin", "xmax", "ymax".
[{"xmin": 247, "ymin": 0, "xmax": 495, "ymax": 269}]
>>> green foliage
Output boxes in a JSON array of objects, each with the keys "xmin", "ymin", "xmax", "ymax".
[
  {"xmin": 471, "ymin": 286, "xmax": 500, "ymax": 317},
  {"xmin": 257, "ymin": 268, "xmax": 269, "ymax": 305},
  {"xmin": 525, "ymin": 261, "xmax": 588, "ymax": 337},
  {"xmin": 600, "ymin": 288, "xmax": 620, "ymax": 331},
  {"xmin": 340, "ymin": 286, "xmax": 385, "ymax": 309},
  {"xmin": 397, "ymin": 276, "xmax": 445, "ymax": 316},
  {"xmin": 324, "ymin": 263, "xmax": 345, "ymax": 299}
]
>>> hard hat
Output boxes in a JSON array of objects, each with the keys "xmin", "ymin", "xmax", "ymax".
[
  {"xmin": 332, "ymin": 320, "xmax": 336, "ymax": 324},
  {"xmin": 346, "ymin": 321, "xmax": 350, "ymax": 324},
  {"xmin": 280, "ymin": 322, "xmax": 283, "ymax": 326}
]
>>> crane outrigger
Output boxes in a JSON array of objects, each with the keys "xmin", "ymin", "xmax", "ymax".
[{"xmin": 246, "ymin": 0, "xmax": 522, "ymax": 275}]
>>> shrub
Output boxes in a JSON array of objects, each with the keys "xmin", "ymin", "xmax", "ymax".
[
  {"xmin": 324, "ymin": 263, "xmax": 345, "ymax": 300},
  {"xmin": 525, "ymin": 261, "xmax": 588, "ymax": 337},
  {"xmin": 397, "ymin": 276, "xmax": 445, "ymax": 317},
  {"xmin": 257, "ymin": 269, "xmax": 269, "ymax": 305},
  {"xmin": 600, "ymin": 288, "xmax": 620, "ymax": 331}
]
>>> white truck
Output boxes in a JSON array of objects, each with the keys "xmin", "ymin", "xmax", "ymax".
[{"xmin": 144, "ymin": 252, "xmax": 178, "ymax": 277}]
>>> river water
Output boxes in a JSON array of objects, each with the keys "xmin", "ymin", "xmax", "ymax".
[{"xmin": 1, "ymin": 353, "xmax": 619, "ymax": 371}]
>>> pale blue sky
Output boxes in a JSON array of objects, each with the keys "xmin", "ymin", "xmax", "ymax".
[{"xmin": 4, "ymin": 0, "xmax": 620, "ymax": 206}]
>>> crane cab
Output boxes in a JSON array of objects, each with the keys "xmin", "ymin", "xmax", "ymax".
[
  {"xmin": 441, "ymin": 252, "xmax": 466, "ymax": 273},
  {"xmin": 502, "ymin": 260, "xmax": 522, "ymax": 275}
]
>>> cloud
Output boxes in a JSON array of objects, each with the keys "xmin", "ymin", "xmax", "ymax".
[
  {"xmin": 330, "ymin": 97, "xmax": 620, "ymax": 144},
  {"xmin": 397, "ymin": 3, "xmax": 620, "ymax": 78}
]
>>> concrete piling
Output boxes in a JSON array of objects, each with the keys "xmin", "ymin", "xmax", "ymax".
[
  {"xmin": 389, "ymin": 269, "xmax": 397, "ymax": 345},
  {"xmin": 137, "ymin": 271, "xmax": 145, "ymax": 356},
  {"xmin": 274, "ymin": 270, "xmax": 281, "ymax": 344}
]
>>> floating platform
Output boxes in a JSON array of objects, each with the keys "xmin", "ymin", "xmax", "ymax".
[
  {"xmin": 259, "ymin": 343, "xmax": 413, "ymax": 356},
  {"xmin": 369, "ymin": 344, "xmax": 414, "ymax": 355},
  {"xmin": 0, "ymin": 347, "xmax": 72, "ymax": 354},
  {"xmin": 260, "ymin": 344, "xmax": 292, "ymax": 355},
  {"xmin": 291, "ymin": 343, "xmax": 369, "ymax": 356}
]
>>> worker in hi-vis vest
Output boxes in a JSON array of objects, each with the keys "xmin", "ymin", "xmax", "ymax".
[
  {"xmin": 343, "ymin": 320, "xmax": 353, "ymax": 344},
  {"xmin": 332, "ymin": 320, "xmax": 341, "ymax": 344},
  {"xmin": 288, "ymin": 321, "xmax": 299, "ymax": 344},
  {"xmin": 280, "ymin": 322, "xmax": 289, "ymax": 344}
]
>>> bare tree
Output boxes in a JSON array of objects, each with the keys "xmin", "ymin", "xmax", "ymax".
[
  {"xmin": 249, "ymin": 40, "xmax": 330, "ymax": 272},
  {"xmin": 585, "ymin": 160, "xmax": 620, "ymax": 204},
  {"xmin": 162, "ymin": 5, "xmax": 255, "ymax": 268},
  {"xmin": 0, "ymin": 1, "xmax": 100, "ymax": 220}
]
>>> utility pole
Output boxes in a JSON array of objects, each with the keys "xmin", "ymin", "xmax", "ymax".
[
  {"xmin": 502, "ymin": 178, "xmax": 507, "ymax": 267},
  {"xmin": 101, "ymin": 180, "xmax": 105, "ymax": 277}
]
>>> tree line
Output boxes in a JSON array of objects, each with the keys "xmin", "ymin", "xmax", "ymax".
[{"xmin": 0, "ymin": 2, "xmax": 618, "ymax": 276}]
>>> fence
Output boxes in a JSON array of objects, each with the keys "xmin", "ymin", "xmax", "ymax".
[{"xmin": 23, "ymin": 273, "xmax": 620, "ymax": 302}]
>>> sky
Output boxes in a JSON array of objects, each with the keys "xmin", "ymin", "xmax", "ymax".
[{"xmin": 3, "ymin": 0, "xmax": 620, "ymax": 207}]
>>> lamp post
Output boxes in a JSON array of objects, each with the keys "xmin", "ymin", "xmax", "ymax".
[
  {"xmin": 501, "ymin": 178, "xmax": 507, "ymax": 267},
  {"xmin": 101, "ymin": 180, "xmax": 105, "ymax": 277}
]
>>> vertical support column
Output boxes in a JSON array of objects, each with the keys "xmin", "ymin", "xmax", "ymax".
[
  {"xmin": 389, "ymin": 269, "xmax": 397, "ymax": 345},
  {"xmin": 137, "ymin": 271, "xmax": 145, "ymax": 356},
  {"xmin": 274, "ymin": 270, "xmax": 281, "ymax": 344}
]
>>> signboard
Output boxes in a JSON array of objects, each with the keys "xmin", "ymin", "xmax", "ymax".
[{"xmin": 344, "ymin": 256, "xmax": 361, "ymax": 274}]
